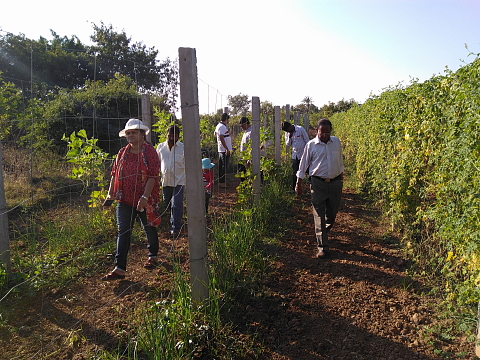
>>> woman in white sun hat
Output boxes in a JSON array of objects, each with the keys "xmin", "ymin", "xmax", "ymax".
[{"xmin": 102, "ymin": 119, "xmax": 161, "ymax": 281}]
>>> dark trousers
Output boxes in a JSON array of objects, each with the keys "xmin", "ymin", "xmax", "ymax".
[
  {"xmin": 292, "ymin": 157, "xmax": 301, "ymax": 190},
  {"xmin": 218, "ymin": 152, "xmax": 230, "ymax": 183},
  {"xmin": 115, "ymin": 202, "xmax": 158, "ymax": 272},
  {"xmin": 205, "ymin": 192, "xmax": 211, "ymax": 213},
  {"xmin": 310, "ymin": 176, "xmax": 343, "ymax": 250}
]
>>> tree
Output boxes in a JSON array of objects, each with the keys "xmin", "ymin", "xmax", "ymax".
[
  {"xmin": 260, "ymin": 100, "xmax": 274, "ymax": 116},
  {"xmin": 89, "ymin": 23, "xmax": 178, "ymax": 112},
  {"xmin": 0, "ymin": 25, "xmax": 179, "ymax": 112},
  {"xmin": 302, "ymin": 96, "xmax": 314, "ymax": 114},
  {"xmin": 318, "ymin": 98, "xmax": 358, "ymax": 118},
  {"xmin": 0, "ymin": 31, "xmax": 91, "ymax": 94},
  {"xmin": 227, "ymin": 93, "xmax": 250, "ymax": 116}
]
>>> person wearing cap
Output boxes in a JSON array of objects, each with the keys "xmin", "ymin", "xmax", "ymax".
[
  {"xmin": 282, "ymin": 120, "xmax": 310, "ymax": 192},
  {"xmin": 102, "ymin": 119, "xmax": 161, "ymax": 281},
  {"xmin": 295, "ymin": 118, "xmax": 344, "ymax": 259},
  {"xmin": 214, "ymin": 113, "xmax": 232, "ymax": 187},
  {"xmin": 238, "ymin": 116, "xmax": 252, "ymax": 181},
  {"xmin": 156, "ymin": 125, "xmax": 185, "ymax": 237},
  {"xmin": 202, "ymin": 158, "xmax": 215, "ymax": 214}
]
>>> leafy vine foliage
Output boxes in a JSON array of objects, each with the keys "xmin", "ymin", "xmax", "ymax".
[
  {"xmin": 62, "ymin": 130, "xmax": 111, "ymax": 207},
  {"xmin": 332, "ymin": 55, "xmax": 480, "ymax": 312}
]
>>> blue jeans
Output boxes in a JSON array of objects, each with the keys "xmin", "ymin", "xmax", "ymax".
[
  {"xmin": 115, "ymin": 202, "xmax": 159, "ymax": 272},
  {"xmin": 162, "ymin": 185, "xmax": 184, "ymax": 232}
]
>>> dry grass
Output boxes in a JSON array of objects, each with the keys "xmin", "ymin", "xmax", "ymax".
[{"xmin": 2, "ymin": 145, "xmax": 75, "ymax": 208}]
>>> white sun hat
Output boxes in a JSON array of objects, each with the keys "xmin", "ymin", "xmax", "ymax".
[{"xmin": 119, "ymin": 118, "xmax": 150, "ymax": 137}]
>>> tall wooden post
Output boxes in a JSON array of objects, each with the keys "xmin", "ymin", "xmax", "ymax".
[
  {"xmin": 275, "ymin": 106, "xmax": 281, "ymax": 166},
  {"xmin": 304, "ymin": 113, "xmax": 310, "ymax": 133},
  {"xmin": 251, "ymin": 97, "xmax": 261, "ymax": 202},
  {"xmin": 294, "ymin": 111, "xmax": 299, "ymax": 125},
  {"xmin": 178, "ymin": 47, "xmax": 209, "ymax": 303},
  {"xmin": 141, "ymin": 94, "xmax": 152, "ymax": 143},
  {"xmin": 0, "ymin": 142, "xmax": 11, "ymax": 274}
]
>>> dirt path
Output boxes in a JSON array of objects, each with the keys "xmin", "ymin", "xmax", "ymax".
[
  {"xmin": 1, "ymin": 185, "xmax": 475, "ymax": 359},
  {"xmin": 242, "ymin": 187, "xmax": 473, "ymax": 359}
]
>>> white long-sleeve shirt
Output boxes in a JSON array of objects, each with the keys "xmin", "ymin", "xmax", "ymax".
[
  {"xmin": 296, "ymin": 136, "xmax": 344, "ymax": 180},
  {"xmin": 285, "ymin": 125, "xmax": 309, "ymax": 160},
  {"xmin": 156, "ymin": 141, "xmax": 186, "ymax": 187}
]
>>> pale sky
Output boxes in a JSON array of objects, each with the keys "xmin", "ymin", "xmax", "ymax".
[{"xmin": 1, "ymin": 0, "xmax": 480, "ymax": 116}]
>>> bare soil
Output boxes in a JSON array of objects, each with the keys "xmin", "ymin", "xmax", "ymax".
[{"xmin": 0, "ymin": 180, "xmax": 476, "ymax": 359}]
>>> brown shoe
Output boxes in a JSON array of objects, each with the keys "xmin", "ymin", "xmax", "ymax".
[
  {"xmin": 317, "ymin": 249, "xmax": 330, "ymax": 258},
  {"xmin": 101, "ymin": 270, "xmax": 125, "ymax": 281},
  {"xmin": 144, "ymin": 258, "xmax": 159, "ymax": 269}
]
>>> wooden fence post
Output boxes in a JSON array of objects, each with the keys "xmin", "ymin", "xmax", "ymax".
[
  {"xmin": 251, "ymin": 96, "xmax": 261, "ymax": 202},
  {"xmin": 178, "ymin": 47, "xmax": 209, "ymax": 303},
  {"xmin": 0, "ymin": 142, "xmax": 11, "ymax": 274},
  {"xmin": 275, "ymin": 106, "xmax": 281, "ymax": 166},
  {"xmin": 141, "ymin": 94, "xmax": 152, "ymax": 144}
]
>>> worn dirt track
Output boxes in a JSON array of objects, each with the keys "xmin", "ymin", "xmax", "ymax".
[{"xmin": 1, "ymin": 182, "xmax": 475, "ymax": 359}]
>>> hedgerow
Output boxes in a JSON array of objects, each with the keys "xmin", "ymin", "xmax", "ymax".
[{"xmin": 331, "ymin": 55, "xmax": 480, "ymax": 314}]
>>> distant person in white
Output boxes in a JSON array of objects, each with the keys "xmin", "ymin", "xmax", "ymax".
[
  {"xmin": 238, "ymin": 116, "xmax": 252, "ymax": 181},
  {"xmin": 214, "ymin": 113, "xmax": 232, "ymax": 187},
  {"xmin": 295, "ymin": 118, "xmax": 344, "ymax": 258},
  {"xmin": 282, "ymin": 121, "xmax": 310, "ymax": 192}
]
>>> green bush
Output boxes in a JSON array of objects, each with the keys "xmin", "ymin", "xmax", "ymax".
[{"xmin": 331, "ymin": 56, "xmax": 480, "ymax": 315}]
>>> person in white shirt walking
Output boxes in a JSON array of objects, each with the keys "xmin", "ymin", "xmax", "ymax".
[
  {"xmin": 295, "ymin": 119, "xmax": 344, "ymax": 258},
  {"xmin": 156, "ymin": 125, "xmax": 185, "ymax": 237},
  {"xmin": 282, "ymin": 121, "xmax": 310, "ymax": 192},
  {"xmin": 238, "ymin": 116, "xmax": 252, "ymax": 181},
  {"xmin": 214, "ymin": 113, "xmax": 232, "ymax": 187}
]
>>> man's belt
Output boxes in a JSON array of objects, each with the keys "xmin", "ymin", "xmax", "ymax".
[{"xmin": 312, "ymin": 174, "xmax": 342, "ymax": 183}]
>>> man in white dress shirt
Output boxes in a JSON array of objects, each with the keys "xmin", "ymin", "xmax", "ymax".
[
  {"xmin": 295, "ymin": 119, "xmax": 344, "ymax": 258},
  {"xmin": 282, "ymin": 121, "xmax": 310, "ymax": 192},
  {"xmin": 156, "ymin": 125, "xmax": 185, "ymax": 236}
]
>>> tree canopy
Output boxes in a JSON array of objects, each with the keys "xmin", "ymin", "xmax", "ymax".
[
  {"xmin": 0, "ymin": 24, "xmax": 178, "ymax": 111},
  {"xmin": 227, "ymin": 93, "xmax": 250, "ymax": 116}
]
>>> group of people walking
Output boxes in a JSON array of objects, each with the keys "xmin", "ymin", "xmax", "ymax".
[
  {"xmin": 101, "ymin": 113, "xmax": 344, "ymax": 281},
  {"xmin": 101, "ymin": 115, "xmax": 230, "ymax": 281}
]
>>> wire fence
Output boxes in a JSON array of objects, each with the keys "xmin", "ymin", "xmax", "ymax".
[{"xmin": 0, "ymin": 46, "xmax": 294, "ymax": 357}]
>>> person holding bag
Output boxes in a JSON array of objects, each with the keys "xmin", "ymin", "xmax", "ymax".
[{"xmin": 102, "ymin": 119, "xmax": 161, "ymax": 281}]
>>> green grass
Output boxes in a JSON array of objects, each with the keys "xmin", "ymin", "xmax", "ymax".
[{"xmin": 91, "ymin": 164, "xmax": 293, "ymax": 359}]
